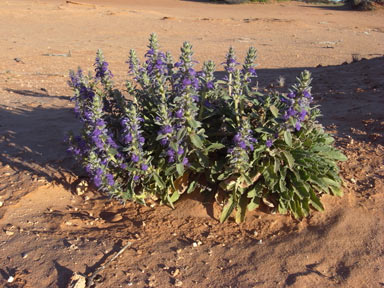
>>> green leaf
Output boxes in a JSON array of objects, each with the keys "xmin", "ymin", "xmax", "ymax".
[
  {"xmin": 284, "ymin": 130, "xmax": 293, "ymax": 147},
  {"xmin": 187, "ymin": 118, "xmax": 200, "ymax": 129},
  {"xmin": 270, "ymin": 105, "xmax": 279, "ymax": 117},
  {"xmin": 278, "ymin": 202, "xmax": 287, "ymax": 214},
  {"xmin": 274, "ymin": 158, "xmax": 281, "ymax": 174},
  {"xmin": 320, "ymin": 150, "xmax": 347, "ymax": 161},
  {"xmin": 322, "ymin": 177, "xmax": 340, "ymax": 188},
  {"xmin": 176, "ymin": 163, "xmax": 184, "ymax": 177},
  {"xmin": 153, "ymin": 172, "xmax": 165, "ymax": 189},
  {"xmin": 282, "ymin": 151, "xmax": 295, "ymax": 169},
  {"xmin": 235, "ymin": 194, "xmax": 248, "ymax": 223},
  {"xmin": 329, "ymin": 185, "xmax": 343, "ymax": 197},
  {"xmin": 324, "ymin": 135, "xmax": 335, "ymax": 145},
  {"xmin": 190, "ymin": 134, "xmax": 203, "ymax": 149},
  {"xmin": 196, "ymin": 150, "xmax": 209, "ymax": 167},
  {"xmin": 220, "ymin": 195, "xmax": 235, "ymax": 223},
  {"xmin": 169, "ymin": 190, "xmax": 180, "ymax": 203},
  {"xmin": 309, "ymin": 190, "xmax": 324, "ymax": 211},
  {"xmin": 207, "ymin": 143, "xmax": 225, "ymax": 152},
  {"xmin": 277, "ymin": 176, "xmax": 285, "ymax": 190},
  {"xmin": 186, "ymin": 181, "xmax": 197, "ymax": 194}
]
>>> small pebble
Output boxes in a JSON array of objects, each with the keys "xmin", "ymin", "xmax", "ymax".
[
  {"xmin": 175, "ymin": 280, "xmax": 183, "ymax": 287},
  {"xmin": 0, "ymin": 201, "xmax": 3, "ymax": 207},
  {"xmin": 7, "ymin": 276, "xmax": 14, "ymax": 283},
  {"xmin": 171, "ymin": 268, "xmax": 180, "ymax": 277}
]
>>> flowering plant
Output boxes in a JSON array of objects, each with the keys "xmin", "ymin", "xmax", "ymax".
[{"xmin": 67, "ymin": 34, "xmax": 346, "ymax": 222}]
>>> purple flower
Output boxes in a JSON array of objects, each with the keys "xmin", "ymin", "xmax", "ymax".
[
  {"xmin": 182, "ymin": 157, "xmax": 189, "ymax": 166},
  {"xmin": 192, "ymin": 95, "xmax": 200, "ymax": 102},
  {"xmin": 131, "ymin": 154, "xmax": 139, "ymax": 163},
  {"xmin": 204, "ymin": 100, "xmax": 214, "ymax": 108},
  {"xmin": 248, "ymin": 67, "xmax": 257, "ymax": 76},
  {"xmin": 93, "ymin": 175, "xmax": 102, "ymax": 188},
  {"xmin": 175, "ymin": 109, "xmax": 184, "ymax": 118},
  {"xmin": 174, "ymin": 61, "xmax": 183, "ymax": 68},
  {"xmin": 141, "ymin": 164, "xmax": 149, "ymax": 171},
  {"xmin": 167, "ymin": 149, "xmax": 175, "ymax": 163},
  {"xmin": 95, "ymin": 60, "xmax": 112, "ymax": 79},
  {"xmin": 133, "ymin": 175, "xmax": 140, "ymax": 181},
  {"xmin": 124, "ymin": 133, "xmax": 133, "ymax": 143},
  {"xmin": 238, "ymin": 141, "xmax": 247, "ymax": 150},
  {"xmin": 177, "ymin": 147, "xmax": 184, "ymax": 155},
  {"xmin": 299, "ymin": 109, "xmax": 307, "ymax": 121},
  {"xmin": 160, "ymin": 137, "xmax": 168, "ymax": 146},
  {"xmin": 145, "ymin": 48, "xmax": 155, "ymax": 57},
  {"xmin": 167, "ymin": 149, "xmax": 175, "ymax": 158},
  {"xmin": 266, "ymin": 139, "xmax": 273, "ymax": 148},
  {"xmin": 92, "ymin": 135, "xmax": 104, "ymax": 149},
  {"xmin": 161, "ymin": 125, "xmax": 173, "ymax": 134},
  {"xmin": 287, "ymin": 92, "xmax": 296, "ymax": 99},
  {"xmin": 206, "ymin": 81, "xmax": 214, "ymax": 90},
  {"xmin": 106, "ymin": 174, "xmax": 114, "ymax": 186},
  {"xmin": 303, "ymin": 90, "xmax": 311, "ymax": 99},
  {"xmin": 96, "ymin": 119, "xmax": 105, "ymax": 127},
  {"xmin": 295, "ymin": 121, "xmax": 301, "ymax": 131},
  {"xmin": 182, "ymin": 78, "xmax": 192, "ymax": 87}
]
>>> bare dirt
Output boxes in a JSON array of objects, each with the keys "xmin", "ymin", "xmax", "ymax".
[{"xmin": 0, "ymin": 0, "xmax": 383, "ymax": 287}]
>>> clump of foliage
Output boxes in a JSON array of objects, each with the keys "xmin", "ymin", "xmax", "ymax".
[{"xmin": 67, "ymin": 34, "xmax": 346, "ymax": 223}]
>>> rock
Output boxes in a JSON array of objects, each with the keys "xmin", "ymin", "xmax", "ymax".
[
  {"xmin": 7, "ymin": 276, "xmax": 14, "ymax": 283},
  {"xmin": 110, "ymin": 214, "xmax": 123, "ymax": 223},
  {"xmin": 76, "ymin": 180, "xmax": 88, "ymax": 195},
  {"xmin": 67, "ymin": 273, "xmax": 86, "ymax": 288},
  {"xmin": 171, "ymin": 268, "xmax": 180, "ymax": 277}
]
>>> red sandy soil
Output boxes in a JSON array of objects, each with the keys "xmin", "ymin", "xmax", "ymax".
[{"xmin": 0, "ymin": 0, "xmax": 383, "ymax": 287}]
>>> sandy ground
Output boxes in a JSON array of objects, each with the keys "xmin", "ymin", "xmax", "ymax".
[{"xmin": 0, "ymin": 0, "xmax": 384, "ymax": 287}]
